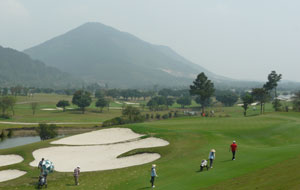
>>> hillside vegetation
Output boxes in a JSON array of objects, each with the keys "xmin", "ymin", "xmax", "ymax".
[
  {"xmin": 0, "ymin": 46, "xmax": 82, "ymax": 88},
  {"xmin": 24, "ymin": 22, "xmax": 229, "ymax": 88}
]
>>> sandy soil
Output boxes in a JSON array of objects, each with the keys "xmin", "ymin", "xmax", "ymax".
[
  {"xmin": 0, "ymin": 155, "xmax": 24, "ymax": 167},
  {"xmin": 41, "ymin": 108, "xmax": 57, "ymax": 111},
  {"xmin": 115, "ymin": 101, "xmax": 139, "ymax": 105},
  {"xmin": 30, "ymin": 137, "xmax": 169, "ymax": 172},
  {"xmin": 51, "ymin": 128, "xmax": 144, "ymax": 145},
  {"xmin": 0, "ymin": 170, "xmax": 26, "ymax": 182}
]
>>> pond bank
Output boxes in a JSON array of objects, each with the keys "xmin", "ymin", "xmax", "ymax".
[{"xmin": 0, "ymin": 127, "xmax": 98, "ymax": 149}]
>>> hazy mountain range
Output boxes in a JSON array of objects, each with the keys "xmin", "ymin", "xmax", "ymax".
[
  {"xmin": 0, "ymin": 22, "xmax": 299, "ymax": 90},
  {"xmin": 0, "ymin": 46, "xmax": 81, "ymax": 88},
  {"xmin": 24, "ymin": 22, "xmax": 238, "ymax": 88}
]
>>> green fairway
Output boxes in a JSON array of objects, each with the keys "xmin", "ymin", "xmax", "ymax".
[
  {"xmin": 0, "ymin": 94, "xmax": 122, "ymax": 128},
  {"xmin": 0, "ymin": 109, "xmax": 300, "ymax": 189}
]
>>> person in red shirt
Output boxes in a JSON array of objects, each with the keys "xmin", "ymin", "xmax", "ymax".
[{"xmin": 230, "ymin": 141, "xmax": 237, "ymax": 160}]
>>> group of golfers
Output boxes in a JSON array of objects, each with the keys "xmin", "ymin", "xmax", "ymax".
[
  {"xmin": 151, "ymin": 140, "xmax": 238, "ymax": 188},
  {"xmin": 37, "ymin": 141, "xmax": 237, "ymax": 188},
  {"xmin": 204, "ymin": 140, "xmax": 237, "ymax": 169}
]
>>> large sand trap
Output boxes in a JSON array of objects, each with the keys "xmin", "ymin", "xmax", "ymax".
[
  {"xmin": 51, "ymin": 128, "xmax": 144, "ymax": 145},
  {"xmin": 0, "ymin": 170, "xmax": 26, "ymax": 182},
  {"xmin": 115, "ymin": 101, "xmax": 139, "ymax": 105},
  {"xmin": 30, "ymin": 137, "xmax": 169, "ymax": 172},
  {"xmin": 0, "ymin": 155, "xmax": 24, "ymax": 167},
  {"xmin": 41, "ymin": 107, "xmax": 63, "ymax": 111}
]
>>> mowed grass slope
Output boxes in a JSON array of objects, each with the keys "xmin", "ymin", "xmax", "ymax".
[
  {"xmin": 1, "ymin": 111, "xmax": 300, "ymax": 189},
  {"xmin": 0, "ymin": 94, "xmax": 122, "ymax": 127}
]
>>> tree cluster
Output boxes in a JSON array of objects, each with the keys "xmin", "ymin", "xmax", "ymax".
[
  {"xmin": 0, "ymin": 96, "xmax": 16, "ymax": 118},
  {"xmin": 158, "ymin": 88, "xmax": 189, "ymax": 98},
  {"xmin": 56, "ymin": 100, "xmax": 70, "ymax": 112},
  {"xmin": 36, "ymin": 123, "xmax": 58, "ymax": 140},
  {"xmin": 176, "ymin": 96, "xmax": 192, "ymax": 108},
  {"xmin": 147, "ymin": 96, "xmax": 175, "ymax": 111},
  {"xmin": 215, "ymin": 90, "xmax": 238, "ymax": 107},
  {"xmin": 240, "ymin": 71, "xmax": 282, "ymax": 116},
  {"xmin": 190, "ymin": 72, "xmax": 215, "ymax": 113},
  {"xmin": 72, "ymin": 90, "xmax": 92, "ymax": 113}
]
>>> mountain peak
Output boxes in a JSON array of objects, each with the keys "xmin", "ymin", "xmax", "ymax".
[{"xmin": 24, "ymin": 23, "xmax": 214, "ymax": 88}]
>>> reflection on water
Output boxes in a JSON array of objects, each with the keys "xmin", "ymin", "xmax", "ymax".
[
  {"xmin": 0, "ymin": 129, "xmax": 92, "ymax": 150},
  {"xmin": 0, "ymin": 136, "xmax": 41, "ymax": 149}
]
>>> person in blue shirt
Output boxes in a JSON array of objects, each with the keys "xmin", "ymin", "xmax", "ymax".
[
  {"xmin": 150, "ymin": 164, "xmax": 157, "ymax": 188},
  {"xmin": 208, "ymin": 149, "xmax": 216, "ymax": 168}
]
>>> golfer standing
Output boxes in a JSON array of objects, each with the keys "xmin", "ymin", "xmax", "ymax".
[
  {"xmin": 74, "ymin": 166, "xmax": 80, "ymax": 185},
  {"xmin": 230, "ymin": 141, "xmax": 237, "ymax": 160},
  {"xmin": 208, "ymin": 149, "xmax": 216, "ymax": 168},
  {"xmin": 150, "ymin": 164, "xmax": 157, "ymax": 188},
  {"xmin": 38, "ymin": 158, "xmax": 44, "ymax": 173}
]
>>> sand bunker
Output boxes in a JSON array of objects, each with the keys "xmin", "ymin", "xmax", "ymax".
[
  {"xmin": 0, "ymin": 170, "xmax": 26, "ymax": 182},
  {"xmin": 31, "ymin": 137, "xmax": 169, "ymax": 172},
  {"xmin": 115, "ymin": 101, "xmax": 139, "ymax": 105},
  {"xmin": 41, "ymin": 108, "xmax": 57, "ymax": 111},
  {"xmin": 0, "ymin": 155, "xmax": 23, "ymax": 167},
  {"xmin": 41, "ymin": 107, "xmax": 63, "ymax": 111},
  {"xmin": 124, "ymin": 102, "xmax": 139, "ymax": 105},
  {"xmin": 51, "ymin": 128, "xmax": 144, "ymax": 145}
]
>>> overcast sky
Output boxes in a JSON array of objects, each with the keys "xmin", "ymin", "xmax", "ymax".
[{"xmin": 1, "ymin": 0, "xmax": 300, "ymax": 82}]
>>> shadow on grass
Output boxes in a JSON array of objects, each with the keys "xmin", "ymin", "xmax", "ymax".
[
  {"xmin": 137, "ymin": 187, "xmax": 151, "ymax": 189},
  {"xmin": 69, "ymin": 111, "xmax": 85, "ymax": 115},
  {"xmin": 196, "ymin": 169, "xmax": 209, "ymax": 173},
  {"xmin": 66, "ymin": 184, "xmax": 76, "ymax": 186},
  {"xmin": 246, "ymin": 114, "xmax": 260, "ymax": 117},
  {"xmin": 220, "ymin": 159, "xmax": 233, "ymax": 162}
]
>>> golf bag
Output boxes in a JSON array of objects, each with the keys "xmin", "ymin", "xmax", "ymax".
[
  {"xmin": 38, "ymin": 175, "xmax": 47, "ymax": 189},
  {"xmin": 200, "ymin": 159, "xmax": 209, "ymax": 171}
]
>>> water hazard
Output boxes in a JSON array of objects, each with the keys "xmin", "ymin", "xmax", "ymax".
[{"xmin": 0, "ymin": 136, "xmax": 41, "ymax": 149}]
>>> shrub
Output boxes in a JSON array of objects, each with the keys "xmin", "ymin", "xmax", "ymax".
[
  {"xmin": 122, "ymin": 106, "xmax": 142, "ymax": 122},
  {"xmin": 36, "ymin": 123, "xmax": 58, "ymax": 140},
  {"xmin": 7, "ymin": 129, "xmax": 13, "ymax": 138},
  {"xmin": 56, "ymin": 100, "xmax": 70, "ymax": 112},
  {"xmin": 156, "ymin": 113, "xmax": 161, "ymax": 119},
  {"xmin": 102, "ymin": 117, "xmax": 129, "ymax": 127},
  {"xmin": 162, "ymin": 114, "xmax": 169, "ymax": 119},
  {"xmin": 102, "ymin": 115, "xmax": 145, "ymax": 127},
  {"xmin": 134, "ymin": 115, "xmax": 146, "ymax": 122},
  {"xmin": 0, "ymin": 130, "xmax": 6, "ymax": 138},
  {"xmin": 150, "ymin": 114, "xmax": 154, "ymax": 119},
  {"xmin": 174, "ymin": 111, "xmax": 179, "ymax": 117},
  {"xmin": 0, "ymin": 114, "xmax": 10, "ymax": 119},
  {"xmin": 145, "ymin": 113, "xmax": 150, "ymax": 120}
]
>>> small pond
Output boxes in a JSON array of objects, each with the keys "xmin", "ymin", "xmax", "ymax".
[
  {"xmin": 0, "ymin": 136, "xmax": 41, "ymax": 150},
  {"xmin": 0, "ymin": 128, "xmax": 93, "ymax": 150}
]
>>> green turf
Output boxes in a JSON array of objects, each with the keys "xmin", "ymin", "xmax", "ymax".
[{"xmin": 0, "ymin": 107, "xmax": 299, "ymax": 189}]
